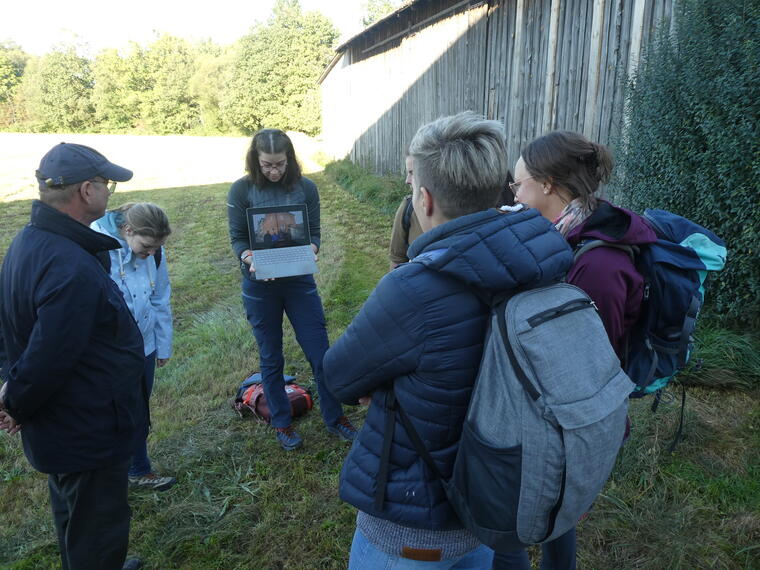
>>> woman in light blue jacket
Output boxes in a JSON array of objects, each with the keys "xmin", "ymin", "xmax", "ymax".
[{"xmin": 92, "ymin": 202, "xmax": 176, "ymax": 491}]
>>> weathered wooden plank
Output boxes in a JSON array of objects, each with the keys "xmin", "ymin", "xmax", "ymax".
[
  {"xmin": 572, "ymin": 0, "xmax": 590, "ymax": 132},
  {"xmin": 553, "ymin": 0, "xmax": 573, "ymax": 131},
  {"xmin": 584, "ymin": 0, "xmax": 607, "ymax": 138},
  {"xmin": 628, "ymin": 0, "xmax": 648, "ymax": 79},
  {"xmin": 608, "ymin": 0, "xmax": 634, "ymax": 146},
  {"xmin": 510, "ymin": 0, "xmax": 525, "ymax": 149},
  {"xmin": 597, "ymin": 0, "xmax": 619, "ymax": 143},
  {"xmin": 526, "ymin": 0, "xmax": 548, "ymax": 144},
  {"xmin": 509, "ymin": 0, "xmax": 526, "ymax": 166},
  {"xmin": 543, "ymin": 0, "xmax": 562, "ymax": 132}
]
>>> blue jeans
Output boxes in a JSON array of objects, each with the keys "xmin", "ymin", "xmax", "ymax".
[
  {"xmin": 349, "ymin": 529, "xmax": 493, "ymax": 569},
  {"xmin": 242, "ymin": 275, "xmax": 343, "ymax": 429},
  {"xmin": 491, "ymin": 528, "xmax": 577, "ymax": 570},
  {"xmin": 129, "ymin": 352, "xmax": 155, "ymax": 477}
]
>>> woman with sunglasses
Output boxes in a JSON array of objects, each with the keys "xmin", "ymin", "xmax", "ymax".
[
  {"xmin": 227, "ymin": 129, "xmax": 356, "ymax": 451},
  {"xmin": 493, "ymin": 131, "xmax": 657, "ymax": 569},
  {"xmin": 92, "ymin": 202, "xmax": 177, "ymax": 491}
]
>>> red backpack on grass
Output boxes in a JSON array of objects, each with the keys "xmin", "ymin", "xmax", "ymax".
[{"xmin": 233, "ymin": 372, "xmax": 313, "ymax": 423}]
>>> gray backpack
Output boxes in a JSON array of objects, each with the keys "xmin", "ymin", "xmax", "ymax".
[{"xmin": 378, "ymin": 283, "xmax": 634, "ymax": 552}]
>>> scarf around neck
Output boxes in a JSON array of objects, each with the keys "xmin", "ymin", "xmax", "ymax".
[{"xmin": 553, "ymin": 198, "xmax": 592, "ymax": 237}]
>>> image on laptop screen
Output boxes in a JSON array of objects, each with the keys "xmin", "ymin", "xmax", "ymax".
[
  {"xmin": 246, "ymin": 204, "xmax": 318, "ymax": 280},
  {"xmin": 250, "ymin": 210, "xmax": 309, "ymax": 248}
]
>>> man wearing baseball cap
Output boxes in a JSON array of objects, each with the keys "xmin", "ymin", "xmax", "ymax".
[{"xmin": 0, "ymin": 143, "xmax": 146, "ymax": 569}]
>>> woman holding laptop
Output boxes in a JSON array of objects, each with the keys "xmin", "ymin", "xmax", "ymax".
[{"xmin": 227, "ymin": 129, "xmax": 356, "ymax": 451}]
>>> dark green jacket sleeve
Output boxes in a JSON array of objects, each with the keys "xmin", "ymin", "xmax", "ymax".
[
  {"xmin": 227, "ymin": 178, "xmax": 250, "ymax": 259},
  {"xmin": 302, "ymin": 178, "xmax": 321, "ymax": 252}
]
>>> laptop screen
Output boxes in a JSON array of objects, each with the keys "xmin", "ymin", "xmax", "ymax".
[{"xmin": 246, "ymin": 204, "xmax": 311, "ymax": 250}]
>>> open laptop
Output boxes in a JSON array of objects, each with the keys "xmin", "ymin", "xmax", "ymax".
[{"xmin": 245, "ymin": 204, "xmax": 318, "ymax": 280}]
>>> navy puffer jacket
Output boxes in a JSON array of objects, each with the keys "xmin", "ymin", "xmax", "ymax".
[{"xmin": 324, "ymin": 207, "xmax": 573, "ymax": 530}]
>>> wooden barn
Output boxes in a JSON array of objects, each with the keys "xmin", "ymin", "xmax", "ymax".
[{"xmin": 319, "ymin": 0, "xmax": 677, "ymax": 174}]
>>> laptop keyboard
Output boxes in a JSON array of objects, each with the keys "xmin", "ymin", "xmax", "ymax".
[{"xmin": 255, "ymin": 247, "xmax": 313, "ymax": 265}]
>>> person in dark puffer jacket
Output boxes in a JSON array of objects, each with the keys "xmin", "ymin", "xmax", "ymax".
[{"xmin": 324, "ymin": 112, "xmax": 574, "ymax": 569}]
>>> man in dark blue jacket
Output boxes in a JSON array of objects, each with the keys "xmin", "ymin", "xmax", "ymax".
[
  {"xmin": 0, "ymin": 143, "xmax": 146, "ymax": 570},
  {"xmin": 324, "ymin": 112, "xmax": 574, "ymax": 568}
]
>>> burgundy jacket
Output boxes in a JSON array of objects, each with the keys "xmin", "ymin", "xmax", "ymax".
[{"xmin": 565, "ymin": 201, "xmax": 657, "ymax": 357}]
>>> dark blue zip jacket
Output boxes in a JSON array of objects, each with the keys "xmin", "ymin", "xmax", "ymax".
[
  {"xmin": 324, "ymin": 206, "xmax": 573, "ymax": 530},
  {"xmin": 0, "ymin": 201, "xmax": 145, "ymax": 474}
]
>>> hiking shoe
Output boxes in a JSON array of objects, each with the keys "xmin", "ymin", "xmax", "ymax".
[
  {"xmin": 128, "ymin": 472, "xmax": 177, "ymax": 491},
  {"xmin": 122, "ymin": 558, "xmax": 143, "ymax": 570},
  {"xmin": 327, "ymin": 416, "xmax": 358, "ymax": 442},
  {"xmin": 275, "ymin": 426, "xmax": 303, "ymax": 451}
]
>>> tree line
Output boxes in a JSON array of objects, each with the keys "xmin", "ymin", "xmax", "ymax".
[{"xmin": 0, "ymin": 0, "xmax": 338, "ymax": 136}]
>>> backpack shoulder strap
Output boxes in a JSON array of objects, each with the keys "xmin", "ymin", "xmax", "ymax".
[
  {"xmin": 374, "ymin": 390, "xmax": 397, "ymax": 510},
  {"xmin": 374, "ymin": 389, "xmax": 446, "ymax": 511},
  {"xmin": 402, "ymin": 195, "xmax": 414, "ymax": 233},
  {"xmin": 574, "ymin": 240, "xmax": 638, "ymax": 263},
  {"xmin": 395, "ymin": 394, "xmax": 445, "ymax": 481},
  {"xmin": 574, "ymin": 240, "xmax": 638, "ymax": 264},
  {"xmin": 495, "ymin": 295, "xmax": 542, "ymax": 401}
]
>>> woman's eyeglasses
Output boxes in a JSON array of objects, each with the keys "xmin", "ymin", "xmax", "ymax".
[
  {"xmin": 259, "ymin": 160, "xmax": 287, "ymax": 173},
  {"xmin": 508, "ymin": 176, "xmax": 534, "ymax": 195}
]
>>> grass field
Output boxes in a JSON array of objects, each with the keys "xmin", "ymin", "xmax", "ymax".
[{"xmin": 0, "ymin": 134, "xmax": 758, "ymax": 569}]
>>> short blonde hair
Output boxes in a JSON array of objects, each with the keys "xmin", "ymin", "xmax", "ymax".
[{"xmin": 409, "ymin": 111, "xmax": 508, "ymax": 218}]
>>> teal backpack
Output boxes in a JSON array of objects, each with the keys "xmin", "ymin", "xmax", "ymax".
[{"xmin": 575, "ymin": 208, "xmax": 726, "ymax": 449}]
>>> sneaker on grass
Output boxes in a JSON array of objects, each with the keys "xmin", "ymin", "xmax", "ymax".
[
  {"xmin": 122, "ymin": 557, "xmax": 143, "ymax": 570},
  {"xmin": 275, "ymin": 425, "xmax": 303, "ymax": 451},
  {"xmin": 128, "ymin": 472, "xmax": 177, "ymax": 491},
  {"xmin": 327, "ymin": 416, "xmax": 358, "ymax": 442}
]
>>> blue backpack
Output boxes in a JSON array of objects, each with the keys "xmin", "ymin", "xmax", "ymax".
[{"xmin": 575, "ymin": 209, "xmax": 726, "ymax": 447}]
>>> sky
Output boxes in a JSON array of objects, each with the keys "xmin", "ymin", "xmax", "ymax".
[{"xmin": 0, "ymin": 0, "xmax": 370, "ymax": 56}]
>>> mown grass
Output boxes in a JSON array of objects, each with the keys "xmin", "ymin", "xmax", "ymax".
[
  {"xmin": 680, "ymin": 321, "xmax": 760, "ymax": 390},
  {"xmin": 323, "ymin": 157, "xmax": 408, "ymax": 216},
  {"xmin": 0, "ymin": 153, "xmax": 758, "ymax": 569}
]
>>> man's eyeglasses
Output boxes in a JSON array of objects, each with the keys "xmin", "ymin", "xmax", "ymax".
[
  {"xmin": 508, "ymin": 176, "xmax": 534, "ymax": 195},
  {"xmin": 259, "ymin": 160, "xmax": 287, "ymax": 173},
  {"xmin": 90, "ymin": 178, "xmax": 117, "ymax": 195}
]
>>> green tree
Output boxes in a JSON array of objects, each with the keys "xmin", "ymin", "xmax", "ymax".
[
  {"xmin": 222, "ymin": 0, "xmax": 338, "ymax": 135},
  {"xmin": 0, "ymin": 42, "xmax": 27, "ymax": 102},
  {"xmin": 18, "ymin": 46, "xmax": 94, "ymax": 132},
  {"xmin": 139, "ymin": 35, "xmax": 201, "ymax": 134},
  {"xmin": 0, "ymin": 42, "xmax": 29, "ymax": 127},
  {"xmin": 614, "ymin": 0, "xmax": 759, "ymax": 325},
  {"xmin": 188, "ymin": 41, "xmax": 233, "ymax": 134},
  {"xmin": 362, "ymin": 0, "xmax": 400, "ymax": 27},
  {"xmin": 92, "ymin": 48, "xmax": 140, "ymax": 131}
]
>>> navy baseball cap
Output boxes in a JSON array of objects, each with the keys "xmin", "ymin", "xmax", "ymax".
[{"xmin": 36, "ymin": 142, "xmax": 133, "ymax": 187}]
